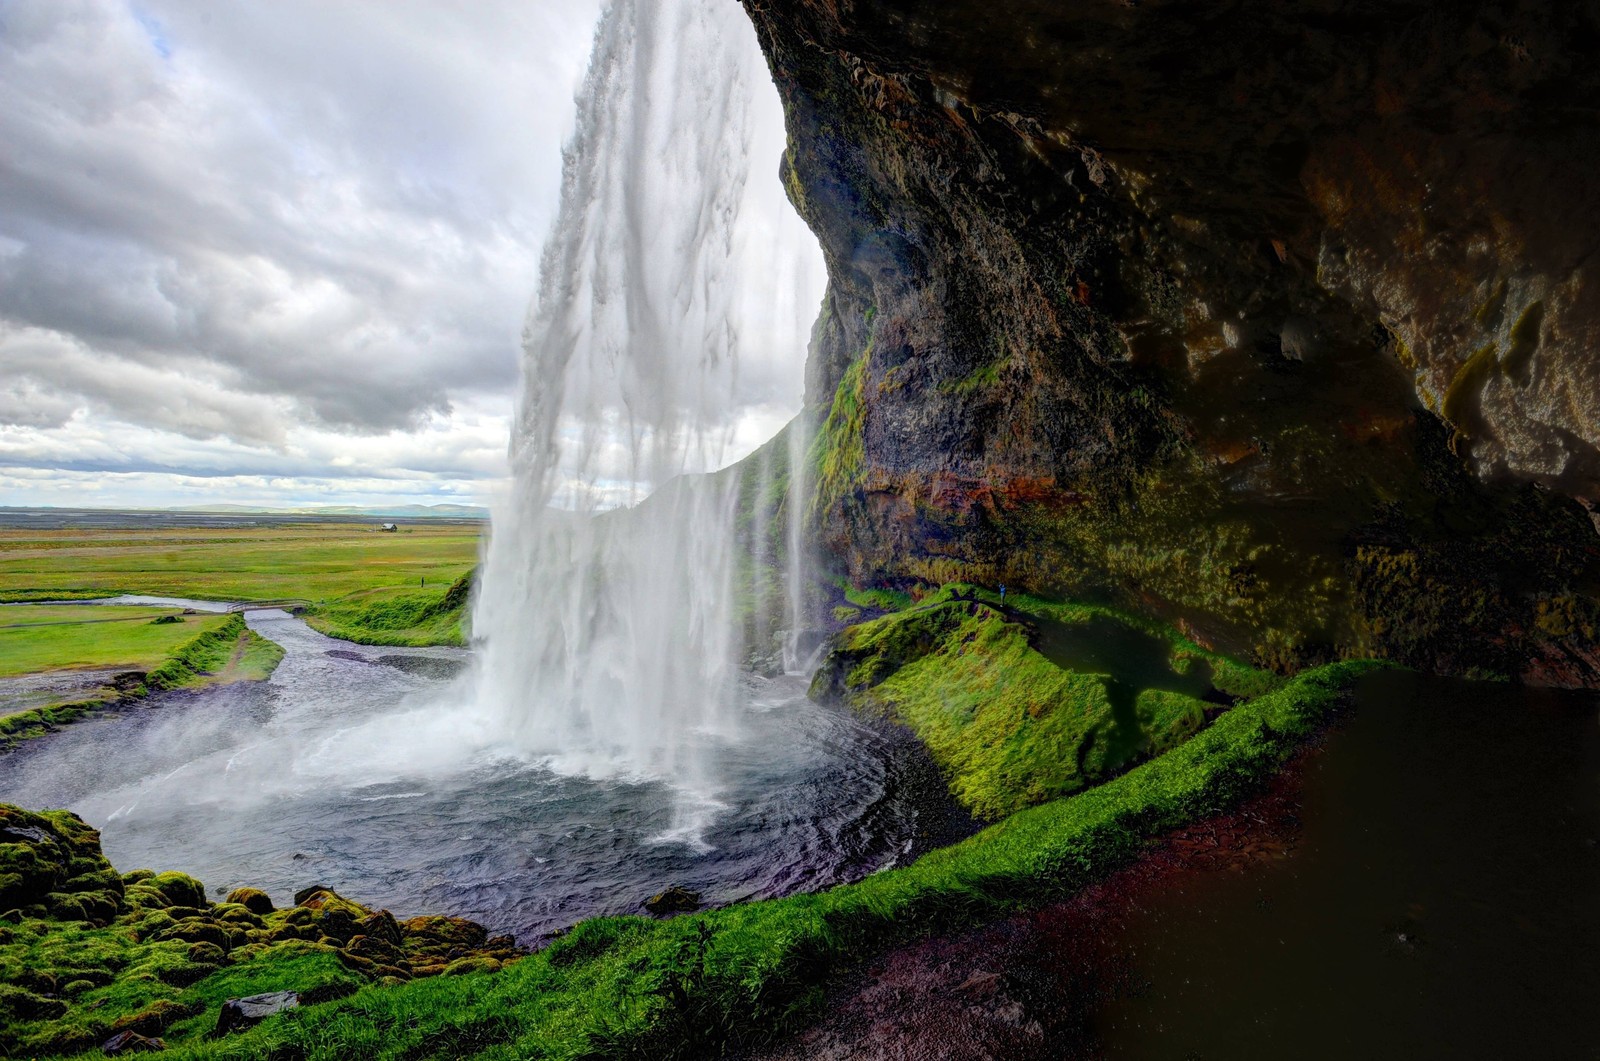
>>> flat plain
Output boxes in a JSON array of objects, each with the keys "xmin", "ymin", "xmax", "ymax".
[{"xmin": 0, "ymin": 522, "xmax": 481, "ymax": 605}]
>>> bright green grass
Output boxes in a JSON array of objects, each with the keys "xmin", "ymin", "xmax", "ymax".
[
  {"xmin": 0, "ymin": 525, "xmax": 479, "ymax": 606},
  {"xmin": 816, "ymin": 584, "xmax": 1285, "ymax": 818},
  {"xmin": 303, "ymin": 570, "xmax": 473, "ymax": 648},
  {"xmin": 0, "ymin": 607, "xmax": 233, "ymax": 680},
  {"xmin": 232, "ymin": 630, "xmax": 287, "ymax": 681},
  {"xmin": 108, "ymin": 658, "xmax": 1379, "ymax": 1061}
]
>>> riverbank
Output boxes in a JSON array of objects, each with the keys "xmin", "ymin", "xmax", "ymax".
[
  {"xmin": 301, "ymin": 569, "xmax": 474, "ymax": 647},
  {"xmin": 0, "ymin": 610, "xmax": 282, "ymax": 750},
  {"xmin": 6, "ymin": 653, "xmax": 1367, "ymax": 1059}
]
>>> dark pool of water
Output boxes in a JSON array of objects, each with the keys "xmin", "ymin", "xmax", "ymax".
[
  {"xmin": 1087, "ymin": 668, "xmax": 1600, "ymax": 1059},
  {"xmin": 0, "ymin": 611, "xmax": 940, "ymax": 943}
]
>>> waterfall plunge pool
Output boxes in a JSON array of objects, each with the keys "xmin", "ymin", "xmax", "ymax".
[{"xmin": 0, "ymin": 610, "xmax": 955, "ymax": 942}]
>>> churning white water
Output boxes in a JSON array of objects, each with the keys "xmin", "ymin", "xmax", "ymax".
[{"xmin": 469, "ymin": 0, "xmax": 824, "ymax": 804}]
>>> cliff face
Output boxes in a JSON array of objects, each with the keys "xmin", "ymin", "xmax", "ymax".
[{"xmin": 741, "ymin": 0, "xmax": 1600, "ymax": 684}]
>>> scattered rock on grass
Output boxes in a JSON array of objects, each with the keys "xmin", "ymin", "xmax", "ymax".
[
  {"xmin": 643, "ymin": 886, "xmax": 702, "ymax": 916},
  {"xmin": 101, "ymin": 1029, "xmax": 166, "ymax": 1054},
  {"xmin": 213, "ymin": 991, "xmax": 298, "ymax": 1037}
]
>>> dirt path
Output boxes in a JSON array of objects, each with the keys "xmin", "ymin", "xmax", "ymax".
[{"xmin": 214, "ymin": 635, "xmax": 252, "ymax": 683}]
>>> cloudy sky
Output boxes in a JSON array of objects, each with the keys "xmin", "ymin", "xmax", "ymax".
[{"xmin": 0, "ymin": 0, "xmax": 819, "ymax": 510}]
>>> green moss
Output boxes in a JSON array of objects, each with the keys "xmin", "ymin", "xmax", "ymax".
[
  {"xmin": 1441, "ymin": 341, "xmax": 1499, "ymax": 448},
  {"xmin": 984, "ymin": 455, "xmax": 1359, "ymax": 669},
  {"xmin": 934, "ymin": 352, "xmax": 1006, "ymax": 396},
  {"xmin": 813, "ymin": 586, "xmax": 1282, "ymax": 818},
  {"xmin": 1500, "ymin": 299, "xmax": 1544, "ymax": 387},
  {"xmin": 807, "ymin": 350, "xmax": 869, "ymax": 520},
  {"xmin": 0, "ymin": 822, "xmax": 519, "ymax": 1057},
  {"xmin": 842, "ymin": 582, "xmax": 913, "ymax": 613}
]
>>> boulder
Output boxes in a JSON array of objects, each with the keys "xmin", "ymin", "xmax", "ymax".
[
  {"xmin": 111, "ymin": 999, "xmax": 200, "ymax": 1037},
  {"xmin": 146, "ymin": 871, "xmax": 206, "ymax": 909},
  {"xmin": 400, "ymin": 914, "xmax": 488, "ymax": 949},
  {"xmin": 292, "ymin": 884, "xmax": 332, "ymax": 906},
  {"xmin": 101, "ymin": 1030, "xmax": 166, "ymax": 1054},
  {"xmin": 643, "ymin": 886, "xmax": 702, "ymax": 916},
  {"xmin": 443, "ymin": 956, "xmax": 501, "ymax": 976},
  {"xmin": 223, "ymin": 887, "xmax": 274, "ymax": 915},
  {"xmin": 0, "ymin": 804, "xmax": 123, "ymax": 919},
  {"xmin": 0, "ymin": 983, "xmax": 67, "ymax": 1021},
  {"xmin": 213, "ymin": 991, "xmax": 298, "ymax": 1037}
]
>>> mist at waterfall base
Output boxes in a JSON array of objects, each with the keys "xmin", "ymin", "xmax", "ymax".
[{"xmin": 0, "ymin": 612, "xmax": 935, "ymax": 941}]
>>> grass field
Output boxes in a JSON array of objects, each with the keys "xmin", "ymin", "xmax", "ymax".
[
  {"xmin": 0, "ymin": 524, "xmax": 481, "ymax": 605},
  {"xmin": 0, "ymin": 606, "xmax": 235, "ymax": 679},
  {"xmin": 0, "ymin": 523, "xmax": 482, "ymax": 646}
]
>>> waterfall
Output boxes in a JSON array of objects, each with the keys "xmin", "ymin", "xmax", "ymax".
[{"xmin": 469, "ymin": 0, "xmax": 823, "ymax": 803}]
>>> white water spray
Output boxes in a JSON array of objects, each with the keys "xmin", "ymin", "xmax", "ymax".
[{"xmin": 470, "ymin": 0, "xmax": 823, "ymax": 799}]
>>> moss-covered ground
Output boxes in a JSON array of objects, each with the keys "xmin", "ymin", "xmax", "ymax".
[
  {"xmin": 813, "ymin": 585, "xmax": 1282, "ymax": 818},
  {"xmin": 0, "ymin": 806, "xmax": 521, "ymax": 1057}
]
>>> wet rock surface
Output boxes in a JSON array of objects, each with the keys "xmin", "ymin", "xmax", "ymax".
[
  {"xmin": 741, "ymin": 0, "xmax": 1600, "ymax": 683},
  {"xmin": 643, "ymin": 885, "xmax": 703, "ymax": 916},
  {"xmin": 212, "ymin": 991, "xmax": 297, "ymax": 1037}
]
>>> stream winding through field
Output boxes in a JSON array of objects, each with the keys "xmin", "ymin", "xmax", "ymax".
[{"xmin": 0, "ymin": 608, "xmax": 943, "ymax": 941}]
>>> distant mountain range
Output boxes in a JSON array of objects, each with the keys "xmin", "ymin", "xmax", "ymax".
[{"xmin": 183, "ymin": 503, "xmax": 489, "ymax": 519}]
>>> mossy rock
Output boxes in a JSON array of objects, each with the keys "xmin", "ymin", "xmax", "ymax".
[
  {"xmin": 0, "ymin": 805, "xmax": 121, "ymax": 915},
  {"xmin": 186, "ymin": 941, "xmax": 227, "ymax": 965},
  {"xmin": 357, "ymin": 910, "xmax": 402, "ymax": 946},
  {"xmin": 401, "ymin": 915, "xmax": 488, "ymax": 949},
  {"xmin": 146, "ymin": 871, "xmax": 206, "ymax": 908},
  {"xmin": 213, "ymin": 902, "xmax": 265, "ymax": 927},
  {"xmin": 224, "ymin": 887, "xmax": 274, "ymax": 915},
  {"xmin": 153, "ymin": 917, "xmax": 228, "ymax": 949},
  {"xmin": 345, "ymin": 933, "xmax": 402, "ymax": 965},
  {"xmin": 110, "ymin": 997, "xmax": 202, "ymax": 1036},
  {"xmin": 156, "ymin": 961, "xmax": 221, "ymax": 987}
]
